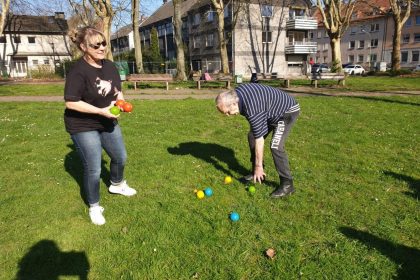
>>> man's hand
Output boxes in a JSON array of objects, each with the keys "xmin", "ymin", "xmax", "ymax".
[{"xmin": 253, "ymin": 166, "xmax": 266, "ymax": 184}]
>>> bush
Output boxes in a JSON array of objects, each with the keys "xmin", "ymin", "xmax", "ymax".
[
  {"xmin": 389, "ymin": 69, "xmax": 412, "ymax": 76},
  {"xmin": 29, "ymin": 65, "xmax": 61, "ymax": 79}
]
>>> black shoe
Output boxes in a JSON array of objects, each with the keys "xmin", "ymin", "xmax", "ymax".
[{"xmin": 270, "ymin": 183, "xmax": 295, "ymax": 198}]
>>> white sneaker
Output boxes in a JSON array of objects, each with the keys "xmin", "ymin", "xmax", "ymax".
[
  {"xmin": 109, "ymin": 180, "xmax": 137, "ymax": 196},
  {"xmin": 89, "ymin": 206, "xmax": 105, "ymax": 225}
]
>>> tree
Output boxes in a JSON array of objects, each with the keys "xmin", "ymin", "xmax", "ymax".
[
  {"xmin": 173, "ymin": 0, "xmax": 186, "ymax": 80},
  {"xmin": 389, "ymin": 0, "xmax": 412, "ymax": 71},
  {"xmin": 144, "ymin": 27, "xmax": 163, "ymax": 73},
  {"xmin": 316, "ymin": 0, "xmax": 358, "ymax": 72},
  {"xmin": 67, "ymin": 0, "xmax": 116, "ymax": 60},
  {"xmin": 131, "ymin": 0, "xmax": 143, "ymax": 73},
  {"xmin": 0, "ymin": 0, "xmax": 11, "ymax": 36},
  {"xmin": 210, "ymin": 0, "xmax": 229, "ymax": 74}
]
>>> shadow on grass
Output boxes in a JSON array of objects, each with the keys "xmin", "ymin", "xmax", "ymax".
[
  {"xmin": 167, "ymin": 141, "xmax": 279, "ymax": 188},
  {"xmin": 168, "ymin": 141, "xmax": 248, "ymax": 177},
  {"xmin": 339, "ymin": 227, "xmax": 420, "ymax": 280},
  {"xmin": 383, "ymin": 171, "xmax": 419, "ymax": 199},
  {"xmin": 64, "ymin": 144, "xmax": 110, "ymax": 205},
  {"xmin": 16, "ymin": 239, "xmax": 89, "ymax": 280},
  {"xmin": 342, "ymin": 95, "xmax": 420, "ymax": 106}
]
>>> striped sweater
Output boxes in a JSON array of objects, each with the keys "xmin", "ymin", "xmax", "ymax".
[{"xmin": 236, "ymin": 83, "xmax": 300, "ymax": 138}]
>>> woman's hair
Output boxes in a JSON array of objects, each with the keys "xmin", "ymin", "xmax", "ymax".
[{"xmin": 68, "ymin": 26, "xmax": 105, "ymax": 51}]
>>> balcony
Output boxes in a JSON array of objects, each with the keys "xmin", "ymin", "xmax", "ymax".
[
  {"xmin": 286, "ymin": 16, "xmax": 318, "ymax": 30},
  {"xmin": 285, "ymin": 41, "xmax": 317, "ymax": 54}
]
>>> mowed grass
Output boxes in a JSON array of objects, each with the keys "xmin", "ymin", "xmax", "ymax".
[
  {"xmin": 0, "ymin": 96, "xmax": 419, "ymax": 279},
  {"xmin": 0, "ymin": 75, "xmax": 419, "ymax": 96}
]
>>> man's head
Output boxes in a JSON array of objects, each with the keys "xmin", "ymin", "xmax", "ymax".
[{"xmin": 215, "ymin": 90, "xmax": 240, "ymax": 116}]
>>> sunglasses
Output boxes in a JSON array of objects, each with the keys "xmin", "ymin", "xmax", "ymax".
[{"xmin": 88, "ymin": 41, "xmax": 107, "ymax": 49}]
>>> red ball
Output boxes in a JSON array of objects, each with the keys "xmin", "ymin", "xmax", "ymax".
[{"xmin": 122, "ymin": 102, "xmax": 133, "ymax": 113}]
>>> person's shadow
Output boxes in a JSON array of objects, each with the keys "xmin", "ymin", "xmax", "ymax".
[
  {"xmin": 167, "ymin": 141, "xmax": 249, "ymax": 178},
  {"xmin": 383, "ymin": 171, "xmax": 419, "ymax": 199},
  {"xmin": 339, "ymin": 227, "xmax": 420, "ymax": 280},
  {"xmin": 64, "ymin": 144, "xmax": 110, "ymax": 205},
  {"xmin": 16, "ymin": 240, "xmax": 90, "ymax": 280}
]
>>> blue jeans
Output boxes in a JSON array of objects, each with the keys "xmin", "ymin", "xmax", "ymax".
[{"xmin": 71, "ymin": 125, "xmax": 127, "ymax": 206}]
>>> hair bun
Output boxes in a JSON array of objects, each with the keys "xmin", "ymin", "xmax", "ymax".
[{"xmin": 68, "ymin": 29, "xmax": 79, "ymax": 44}]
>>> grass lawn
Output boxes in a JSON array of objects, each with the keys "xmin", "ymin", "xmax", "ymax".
[
  {"xmin": 0, "ymin": 75, "xmax": 419, "ymax": 96},
  {"xmin": 0, "ymin": 95, "xmax": 419, "ymax": 279}
]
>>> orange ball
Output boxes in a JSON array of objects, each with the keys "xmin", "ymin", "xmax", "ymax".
[{"xmin": 122, "ymin": 102, "xmax": 133, "ymax": 113}]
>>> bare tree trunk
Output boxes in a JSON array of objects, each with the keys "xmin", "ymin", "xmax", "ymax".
[
  {"xmin": 0, "ymin": 0, "xmax": 11, "ymax": 36},
  {"xmin": 389, "ymin": 0, "xmax": 412, "ymax": 71},
  {"xmin": 211, "ymin": 0, "xmax": 229, "ymax": 74},
  {"xmin": 173, "ymin": 0, "xmax": 186, "ymax": 80},
  {"xmin": 89, "ymin": 0, "xmax": 115, "ymax": 61},
  {"xmin": 132, "ymin": 0, "xmax": 143, "ymax": 73},
  {"xmin": 330, "ymin": 36, "xmax": 342, "ymax": 69}
]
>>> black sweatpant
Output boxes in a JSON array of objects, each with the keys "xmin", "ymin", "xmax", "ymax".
[{"xmin": 248, "ymin": 110, "xmax": 300, "ymax": 181}]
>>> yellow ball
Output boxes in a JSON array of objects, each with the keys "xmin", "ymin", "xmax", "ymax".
[
  {"xmin": 196, "ymin": 190, "xmax": 205, "ymax": 199},
  {"xmin": 224, "ymin": 176, "xmax": 232, "ymax": 184}
]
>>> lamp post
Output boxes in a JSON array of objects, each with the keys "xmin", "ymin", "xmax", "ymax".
[{"xmin": 361, "ymin": 28, "xmax": 371, "ymax": 70}]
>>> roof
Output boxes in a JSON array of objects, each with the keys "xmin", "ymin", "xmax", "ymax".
[
  {"xmin": 140, "ymin": 0, "xmax": 199, "ymax": 27},
  {"xmin": 3, "ymin": 14, "xmax": 68, "ymax": 34},
  {"xmin": 111, "ymin": 24, "xmax": 133, "ymax": 40},
  {"xmin": 312, "ymin": 0, "xmax": 391, "ymax": 26}
]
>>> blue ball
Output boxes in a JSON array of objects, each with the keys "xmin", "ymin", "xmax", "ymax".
[
  {"xmin": 230, "ymin": 212, "xmax": 240, "ymax": 222},
  {"xmin": 204, "ymin": 187, "xmax": 213, "ymax": 197}
]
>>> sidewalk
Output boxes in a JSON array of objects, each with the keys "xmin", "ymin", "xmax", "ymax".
[{"xmin": 0, "ymin": 86, "xmax": 419, "ymax": 102}]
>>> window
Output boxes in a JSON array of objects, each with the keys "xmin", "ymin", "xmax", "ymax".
[
  {"xmin": 324, "ymin": 30, "xmax": 328, "ymax": 37},
  {"xmin": 0, "ymin": 36, "xmax": 6, "ymax": 43},
  {"xmin": 289, "ymin": 8, "xmax": 305, "ymax": 18},
  {"xmin": 370, "ymin": 39, "xmax": 378, "ymax": 48},
  {"xmin": 193, "ymin": 13, "xmax": 200, "ymax": 26},
  {"xmin": 416, "ymin": 15, "xmax": 420, "ymax": 25},
  {"xmin": 44, "ymin": 59, "xmax": 50, "ymax": 65},
  {"xmin": 349, "ymin": 41, "xmax": 355, "ymax": 49},
  {"xmin": 224, "ymin": 5, "xmax": 230, "ymax": 18},
  {"xmin": 350, "ymin": 27, "xmax": 357, "ymax": 34},
  {"xmin": 205, "ymin": 33, "xmax": 214, "ymax": 47},
  {"xmin": 401, "ymin": 51, "xmax": 408, "ymax": 63},
  {"xmin": 412, "ymin": 51, "xmax": 419, "ymax": 62},
  {"xmin": 262, "ymin": 31, "xmax": 272, "ymax": 43},
  {"xmin": 348, "ymin": 55, "xmax": 354, "ymax": 62},
  {"xmin": 309, "ymin": 32, "xmax": 314, "ymax": 39},
  {"xmin": 369, "ymin": 54, "xmax": 377, "ymax": 62},
  {"xmin": 358, "ymin": 40, "xmax": 364, "ymax": 48},
  {"xmin": 261, "ymin": 5, "xmax": 273, "ymax": 17},
  {"xmin": 317, "ymin": 31, "xmax": 322, "ymax": 38},
  {"xmin": 13, "ymin": 37, "xmax": 21, "ymax": 43},
  {"xmin": 402, "ymin": 34, "xmax": 410, "ymax": 44},
  {"xmin": 358, "ymin": 55, "xmax": 364, "ymax": 63},
  {"xmin": 207, "ymin": 9, "xmax": 214, "ymax": 22},
  {"xmin": 324, "ymin": 43, "xmax": 329, "ymax": 51},
  {"xmin": 370, "ymin": 23, "xmax": 379, "ymax": 32},
  {"xmin": 405, "ymin": 17, "xmax": 412, "ymax": 27},
  {"xmin": 193, "ymin": 36, "xmax": 200, "ymax": 48},
  {"xmin": 262, "ymin": 17, "xmax": 271, "ymax": 43},
  {"xmin": 415, "ymin": 33, "xmax": 420, "ymax": 42},
  {"xmin": 32, "ymin": 60, "xmax": 38, "ymax": 65},
  {"xmin": 28, "ymin": 36, "xmax": 36, "ymax": 44}
]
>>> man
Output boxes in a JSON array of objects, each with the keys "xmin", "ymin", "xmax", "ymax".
[{"xmin": 215, "ymin": 83, "xmax": 300, "ymax": 198}]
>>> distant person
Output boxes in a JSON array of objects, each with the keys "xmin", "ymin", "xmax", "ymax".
[
  {"xmin": 64, "ymin": 26, "xmax": 136, "ymax": 225},
  {"xmin": 215, "ymin": 83, "xmax": 300, "ymax": 198}
]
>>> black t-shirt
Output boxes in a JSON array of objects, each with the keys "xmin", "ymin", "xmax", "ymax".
[{"xmin": 64, "ymin": 58, "xmax": 121, "ymax": 134}]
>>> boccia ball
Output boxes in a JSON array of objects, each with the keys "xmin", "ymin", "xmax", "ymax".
[
  {"xmin": 224, "ymin": 176, "xmax": 232, "ymax": 184},
  {"xmin": 230, "ymin": 212, "xmax": 240, "ymax": 222},
  {"xmin": 248, "ymin": 186, "xmax": 256, "ymax": 194},
  {"xmin": 196, "ymin": 190, "xmax": 205, "ymax": 199},
  {"xmin": 110, "ymin": 106, "xmax": 121, "ymax": 116},
  {"xmin": 204, "ymin": 187, "xmax": 213, "ymax": 197}
]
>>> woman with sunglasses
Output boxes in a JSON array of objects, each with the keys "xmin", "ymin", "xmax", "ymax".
[{"xmin": 64, "ymin": 26, "xmax": 137, "ymax": 225}]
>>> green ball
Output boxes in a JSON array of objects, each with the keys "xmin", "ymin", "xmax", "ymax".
[
  {"xmin": 248, "ymin": 186, "xmax": 256, "ymax": 194},
  {"xmin": 110, "ymin": 106, "xmax": 121, "ymax": 115}
]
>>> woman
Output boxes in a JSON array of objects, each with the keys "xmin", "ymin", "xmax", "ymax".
[{"xmin": 64, "ymin": 26, "xmax": 136, "ymax": 225}]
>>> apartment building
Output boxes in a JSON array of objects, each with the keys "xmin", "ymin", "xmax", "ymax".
[
  {"xmin": 0, "ymin": 12, "xmax": 71, "ymax": 78},
  {"xmin": 311, "ymin": 1, "xmax": 420, "ymax": 70}
]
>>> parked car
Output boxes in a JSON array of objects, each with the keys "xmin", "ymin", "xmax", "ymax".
[
  {"xmin": 342, "ymin": 63, "xmax": 352, "ymax": 68},
  {"xmin": 343, "ymin": 64, "xmax": 365, "ymax": 75},
  {"xmin": 414, "ymin": 64, "xmax": 420, "ymax": 71},
  {"xmin": 311, "ymin": 63, "xmax": 331, "ymax": 73}
]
